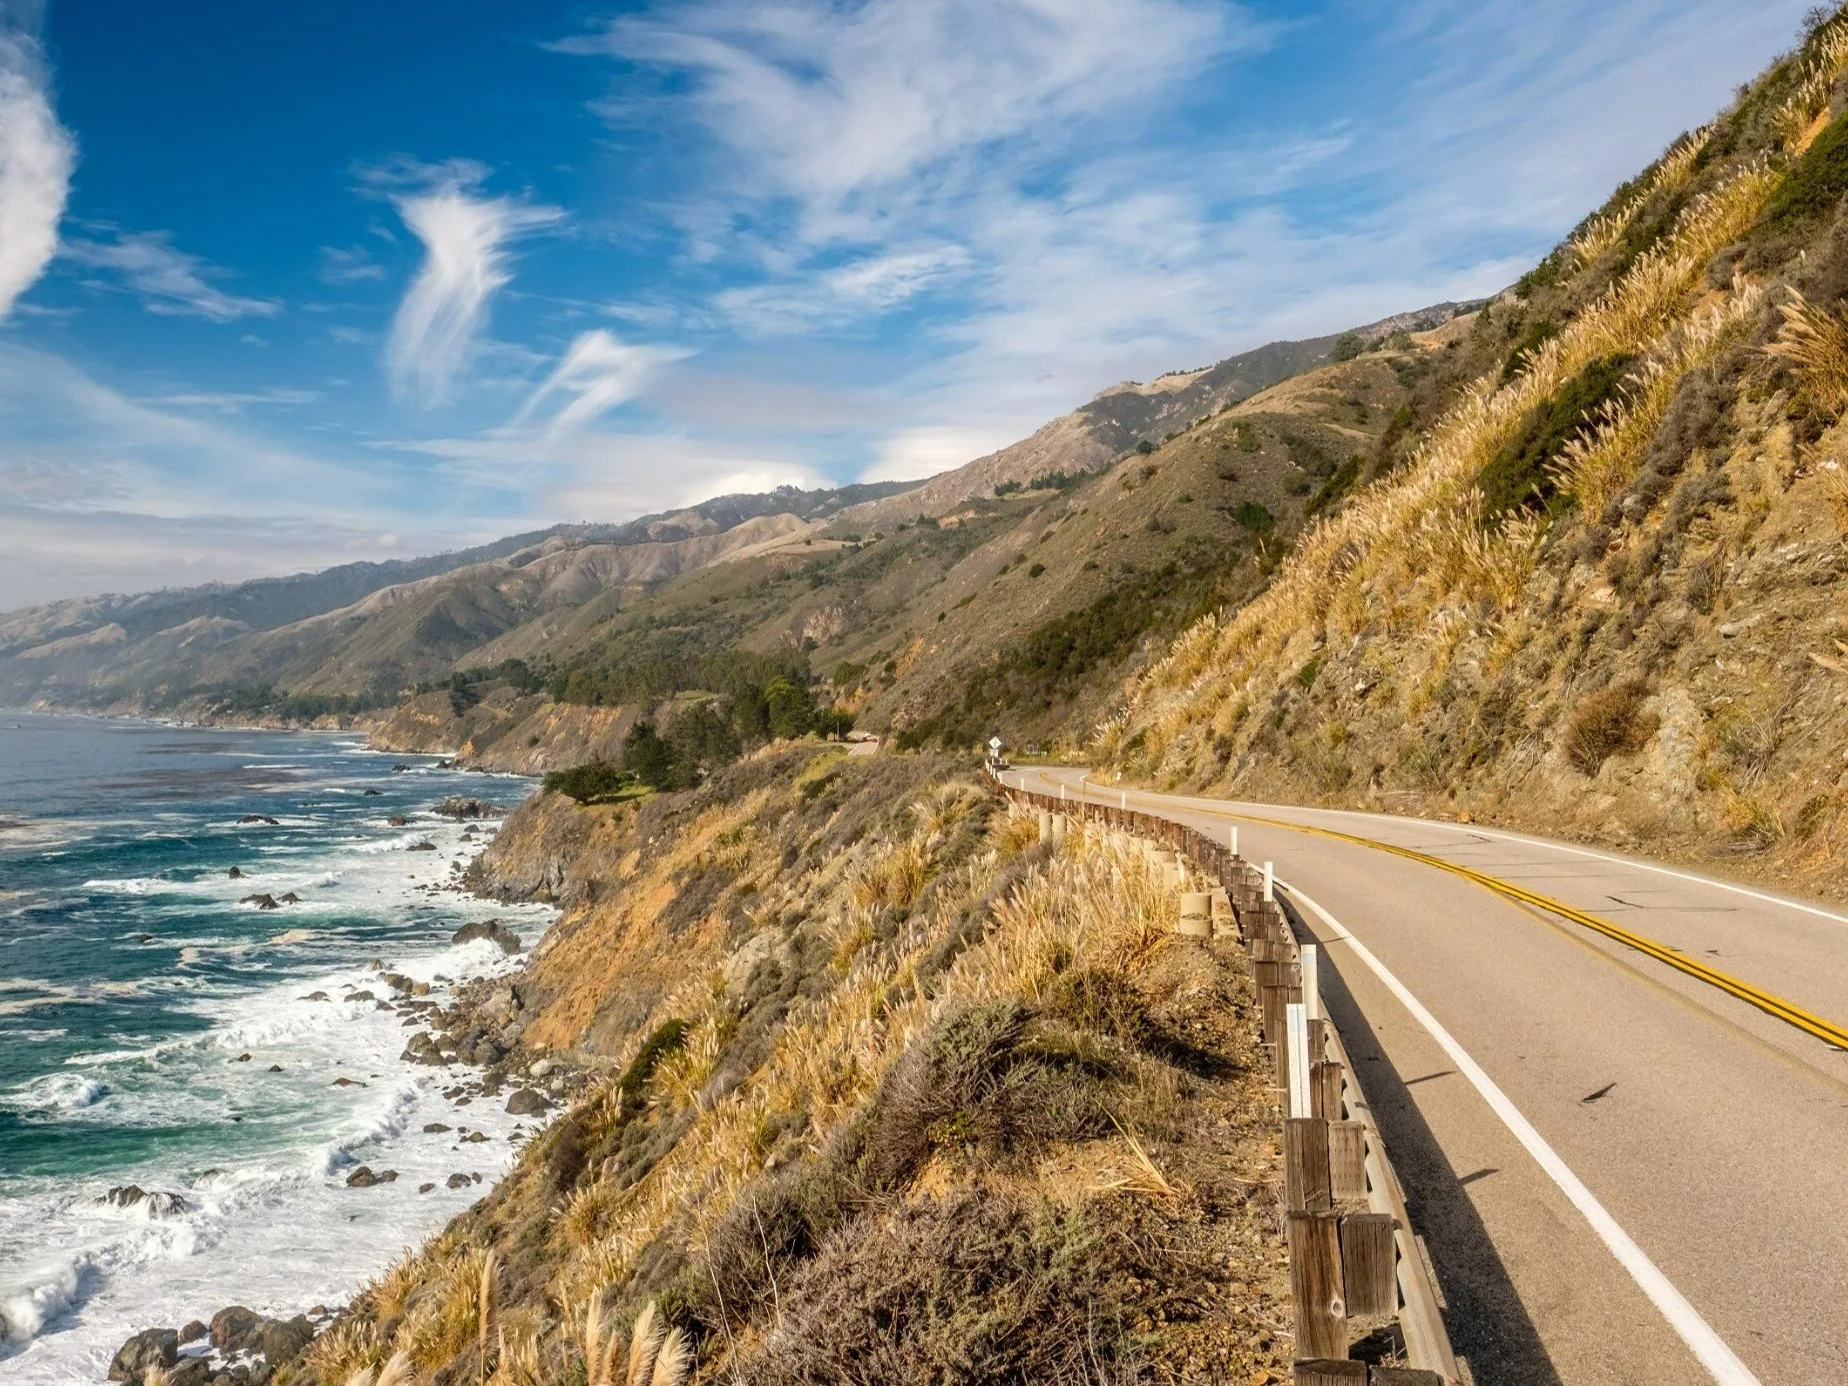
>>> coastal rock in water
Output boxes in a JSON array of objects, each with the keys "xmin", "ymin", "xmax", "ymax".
[
  {"xmin": 434, "ymin": 796, "xmax": 507, "ymax": 820},
  {"xmin": 423, "ymin": 1122, "xmax": 452, "ymax": 1132},
  {"xmin": 211, "ymin": 1305, "xmax": 264, "ymax": 1352},
  {"xmin": 107, "ymin": 1327, "xmax": 177, "ymax": 1382},
  {"xmin": 446, "ymin": 1172, "xmax": 473, "ymax": 1188},
  {"xmin": 227, "ymin": 866, "xmax": 243, "ymax": 879},
  {"xmin": 238, "ymin": 814, "xmax": 280, "ymax": 826},
  {"xmin": 346, "ymin": 990, "xmax": 375, "ymax": 1003},
  {"xmin": 301, "ymin": 990, "xmax": 330, "ymax": 1002},
  {"xmin": 405, "ymin": 840, "xmax": 438, "ymax": 852},
  {"xmin": 277, "ymin": 891, "xmax": 301, "ymax": 904},
  {"xmin": 363, "ymin": 788, "xmax": 382, "ymax": 797},
  {"xmin": 239, "ymin": 893, "xmax": 280, "ymax": 910},
  {"xmin": 167, "ymin": 1360, "xmax": 211, "ymax": 1386},
  {"xmin": 178, "ymin": 1320, "xmax": 207, "ymax": 1345},
  {"xmin": 505, "ymin": 1088, "xmax": 549, "ymax": 1116},
  {"xmin": 387, "ymin": 815, "xmax": 409, "ymax": 827},
  {"xmin": 102, "ymin": 1185, "xmax": 190, "ymax": 1216},
  {"xmin": 451, "ymin": 920, "xmax": 521, "ymax": 955},
  {"xmin": 258, "ymin": 1315, "xmax": 314, "ymax": 1367},
  {"xmin": 345, "ymin": 1165, "xmax": 378, "ymax": 1187},
  {"xmin": 419, "ymin": 1181, "xmax": 435, "ymax": 1193},
  {"xmin": 391, "ymin": 763, "xmax": 411, "ymax": 772}
]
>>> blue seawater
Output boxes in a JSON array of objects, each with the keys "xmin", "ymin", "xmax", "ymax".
[{"xmin": 0, "ymin": 713, "xmax": 553, "ymax": 1381}]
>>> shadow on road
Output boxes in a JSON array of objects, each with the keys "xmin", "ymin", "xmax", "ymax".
[{"xmin": 1287, "ymin": 896, "xmax": 1566, "ymax": 1386}]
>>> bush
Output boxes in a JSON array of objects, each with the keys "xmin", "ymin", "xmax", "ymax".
[
  {"xmin": 1566, "ymin": 682, "xmax": 1659, "ymax": 775},
  {"xmin": 542, "ymin": 761, "xmax": 632, "ymax": 804},
  {"xmin": 1480, "ymin": 353, "xmax": 1636, "ymax": 519},
  {"xmin": 1330, "ymin": 331, "xmax": 1364, "ymax": 362},
  {"xmin": 1232, "ymin": 501, "xmax": 1273, "ymax": 532},
  {"xmin": 1761, "ymin": 111, "xmax": 1848, "ymax": 233}
]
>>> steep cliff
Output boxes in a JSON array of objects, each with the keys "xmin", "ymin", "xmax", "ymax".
[{"xmin": 1106, "ymin": 13, "xmax": 1848, "ymax": 899}]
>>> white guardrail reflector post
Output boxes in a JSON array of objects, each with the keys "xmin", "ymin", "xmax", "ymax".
[
  {"xmin": 1263, "ymin": 860, "xmax": 1274, "ymax": 902},
  {"xmin": 1229, "ymin": 824, "xmax": 1238, "ymax": 856},
  {"xmin": 1286, "ymin": 1002, "xmax": 1311, "ymax": 1119},
  {"xmin": 1301, "ymin": 944, "xmax": 1319, "ymax": 1023}
]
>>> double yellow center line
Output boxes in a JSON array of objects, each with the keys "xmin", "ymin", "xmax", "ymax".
[{"xmin": 1079, "ymin": 775, "xmax": 1848, "ymax": 1052}]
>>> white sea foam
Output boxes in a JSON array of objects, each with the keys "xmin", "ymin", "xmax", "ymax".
[{"xmin": 0, "ymin": 800, "xmax": 555, "ymax": 1383}]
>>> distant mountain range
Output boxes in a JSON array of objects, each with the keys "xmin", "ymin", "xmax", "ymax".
[{"xmin": 0, "ymin": 302, "xmax": 1477, "ymax": 724}]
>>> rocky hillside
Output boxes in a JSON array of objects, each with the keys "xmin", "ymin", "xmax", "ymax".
[
  {"xmin": 264, "ymin": 749, "xmax": 1293, "ymax": 1385},
  {"xmin": 1106, "ymin": 10, "xmax": 1848, "ymax": 900},
  {"xmin": 840, "ymin": 300, "xmax": 1474, "ymax": 532}
]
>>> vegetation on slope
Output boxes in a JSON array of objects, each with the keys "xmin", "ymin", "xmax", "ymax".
[
  {"xmin": 287, "ymin": 752, "xmax": 1289, "ymax": 1385},
  {"xmin": 1106, "ymin": 7, "xmax": 1848, "ymax": 896}
]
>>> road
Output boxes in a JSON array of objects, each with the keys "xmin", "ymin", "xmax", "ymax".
[{"xmin": 1004, "ymin": 766, "xmax": 1848, "ymax": 1386}]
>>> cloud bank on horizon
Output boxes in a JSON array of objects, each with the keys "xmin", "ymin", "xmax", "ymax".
[{"xmin": 0, "ymin": 0, "xmax": 1819, "ymax": 608}]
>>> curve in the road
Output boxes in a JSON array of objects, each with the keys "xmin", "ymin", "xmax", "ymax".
[{"xmin": 1227, "ymin": 809, "xmax": 1848, "ymax": 1051}]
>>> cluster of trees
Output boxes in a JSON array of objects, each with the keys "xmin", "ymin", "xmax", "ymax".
[{"xmin": 203, "ymin": 682, "xmax": 397, "ymax": 721}]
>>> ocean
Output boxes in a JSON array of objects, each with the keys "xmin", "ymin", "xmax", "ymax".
[{"xmin": 0, "ymin": 713, "xmax": 554, "ymax": 1382}]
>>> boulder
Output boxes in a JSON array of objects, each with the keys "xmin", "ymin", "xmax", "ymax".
[
  {"xmin": 387, "ymin": 815, "xmax": 409, "ymax": 827},
  {"xmin": 258, "ymin": 1315, "xmax": 314, "ymax": 1368},
  {"xmin": 362, "ymin": 788, "xmax": 382, "ymax": 797},
  {"xmin": 451, "ymin": 920, "xmax": 521, "ymax": 955},
  {"xmin": 405, "ymin": 840, "xmax": 438, "ymax": 853},
  {"xmin": 277, "ymin": 892, "xmax": 300, "ymax": 904},
  {"xmin": 345, "ymin": 1166, "xmax": 378, "ymax": 1188},
  {"xmin": 391, "ymin": 763, "xmax": 411, "ymax": 772},
  {"xmin": 227, "ymin": 866, "xmax": 243, "ymax": 879},
  {"xmin": 238, "ymin": 815, "xmax": 280, "ymax": 826},
  {"xmin": 301, "ymin": 991, "xmax": 329, "ymax": 1002},
  {"xmin": 433, "ymin": 796, "xmax": 508, "ymax": 820},
  {"xmin": 446, "ymin": 1172, "xmax": 473, "ymax": 1189},
  {"xmin": 346, "ymin": 991, "xmax": 375, "ymax": 1003},
  {"xmin": 240, "ymin": 894, "xmax": 280, "ymax": 910},
  {"xmin": 107, "ymin": 1327, "xmax": 177, "ymax": 1382},
  {"xmin": 505, "ymin": 1088, "xmax": 549, "ymax": 1117},
  {"xmin": 178, "ymin": 1320, "xmax": 208, "ymax": 1346},
  {"xmin": 211, "ymin": 1305, "xmax": 264, "ymax": 1353},
  {"xmin": 168, "ymin": 1359, "xmax": 211, "ymax": 1386},
  {"xmin": 423, "ymin": 1122, "xmax": 452, "ymax": 1133},
  {"xmin": 418, "ymin": 1182, "xmax": 436, "ymax": 1193},
  {"xmin": 102, "ymin": 1186, "xmax": 189, "ymax": 1217}
]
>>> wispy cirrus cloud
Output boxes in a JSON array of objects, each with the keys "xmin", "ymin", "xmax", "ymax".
[
  {"xmin": 317, "ymin": 244, "xmax": 386, "ymax": 284},
  {"xmin": 515, "ymin": 329, "xmax": 691, "ymax": 434},
  {"xmin": 63, "ymin": 228, "xmax": 280, "ymax": 321},
  {"xmin": 0, "ymin": 4, "xmax": 75, "ymax": 320},
  {"xmin": 365, "ymin": 158, "xmax": 563, "ymax": 408}
]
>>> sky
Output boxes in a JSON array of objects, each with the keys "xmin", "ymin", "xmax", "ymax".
[{"xmin": 0, "ymin": 0, "xmax": 1818, "ymax": 609}]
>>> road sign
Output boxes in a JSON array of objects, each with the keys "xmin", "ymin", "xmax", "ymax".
[{"xmin": 989, "ymin": 736, "xmax": 1002, "ymax": 751}]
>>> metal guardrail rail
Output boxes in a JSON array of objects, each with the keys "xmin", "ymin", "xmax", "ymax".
[{"xmin": 994, "ymin": 772, "xmax": 1459, "ymax": 1386}]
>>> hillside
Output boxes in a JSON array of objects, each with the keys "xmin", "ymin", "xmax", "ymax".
[
  {"xmin": 0, "ymin": 309, "xmax": 1473, "ymax": 757},
  {"xmin": 1106, "ymin": 11, "xmax": 1848, "ymax": 901}
]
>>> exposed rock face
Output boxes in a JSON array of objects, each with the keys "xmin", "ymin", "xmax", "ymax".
[
  {"xmin": 211, "ymin": 1306, "xmax": 263, "ymax": 1353},
  {"xmin": 451, "ymin": 920, "xmax": 522, "ymax": 954},
  {"xmin": 107, "ymin": 1327, "xmax": 177, "ymax": 1382},
  {"xmin": 259, "ymin": 1316, "xmax": 314, "ymax": 1367}
]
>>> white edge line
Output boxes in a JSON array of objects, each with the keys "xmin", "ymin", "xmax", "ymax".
[
  {"xmin": 1064, "ymin": 768, "xmax": 1848, "ymax": 929},
  {"xmin": 1280, "ymin": 876, "xmax": 1762, "ymax": 1386}
]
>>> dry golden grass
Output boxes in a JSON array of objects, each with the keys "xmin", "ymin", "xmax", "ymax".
[
  {"xmin": 1766, "ymin": 288, "xmax": 1848, "ymax": 416},
  {"xmin": 1102, "ymin": 154, "xmax": 1779, "ymax": 779}
]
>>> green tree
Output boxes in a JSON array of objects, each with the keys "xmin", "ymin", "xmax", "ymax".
[
  {"xmin": 765, "ymin": 677, "xmax": 814, "ymax": 740},
  {"xmin": 624, "ymin": 720, "xmax": 677, "ymax": 789}
]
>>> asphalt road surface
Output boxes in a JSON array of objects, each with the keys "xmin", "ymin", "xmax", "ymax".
[{"xmin": 1004, "ymin": 766, "xmax": 1848, "ymax": 1386}]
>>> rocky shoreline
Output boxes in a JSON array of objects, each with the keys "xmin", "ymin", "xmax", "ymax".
[{"xmin": 102, "ymin": 798, "xmax": 588, "ymax": 1386}]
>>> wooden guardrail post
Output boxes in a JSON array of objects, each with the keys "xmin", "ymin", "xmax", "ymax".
[
  {"xmin": 1328, "ymin": 1121, "xmax": 1368, "ymax": 1202},
  {"xmin": 1284, "ymin": 1116, "xmax": 1332, "ymax": 1212},
  {"xmin": 1286, "ymin": 1211, "xmax": 1346, "ymax": 1358},
  {"xmin": 1338, "ymin": 1212, "xmax": 1398, "ymax": 1320},
  {"xmin": 1294, "ymin": 1363, "xmax": 1367, "ymax": 1385}
]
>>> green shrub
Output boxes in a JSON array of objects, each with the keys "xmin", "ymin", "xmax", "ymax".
[
  {"xmin": 1329, "ymin": 331, "xmax": 1364, "ymax": 362},
  {"xmin": 1232, "ymin": 500, "xmax": 1273, "ymax": 532},
  {"xmin": 1295, "ymin": 654, "xmax": 1324, "ymax": 690},
  {"xmin": 1027, "ymin": 562, "xmax": 1046, "ymax": 578},
  {"xmin": 1480, "ymin": 353, "xmax": 1636, "ymax": 520},
  {"xmin": 1761, "ymin": 112, "xmax": 1848, "ymax": 233},
  {"xmin": 1233, "ymin": 420, "xmax": 1260, "ymax": 452},
  {"xmin": 542, "ymin": 760, "xmax": 632, "ymax": 804},
  {"xmin": 619, "ymin": 1018, "xmax": 689, "ymax": 1110}
]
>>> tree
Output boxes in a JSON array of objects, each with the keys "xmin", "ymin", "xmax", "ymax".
[
  {"xmin": 765, "ymin": 677, "xmax": 814, "ymax": 740},
  {"xmin": 624, "ymin": 720, "xmax": 677, "ymax": 789}
]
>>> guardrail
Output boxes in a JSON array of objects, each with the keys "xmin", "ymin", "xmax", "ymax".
[{"xmin": 991, "ymin": 771, "xmax": 1459, "ymax": 1386}]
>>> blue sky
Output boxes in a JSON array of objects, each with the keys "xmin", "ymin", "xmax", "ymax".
[{"xmin": 0, "ymin": 0, "xmax": 1815, "ymax": 607}]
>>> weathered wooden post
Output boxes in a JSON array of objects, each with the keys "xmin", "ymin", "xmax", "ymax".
[
  {"xmin": 1286, "ymin": 1211, "xmax": 1346, "ymax": 1356},
  {"xmin": 1037, "ymin": 809, "xmax": 1052, "ymax": 843},
  {"xmin": 1178, "ymin": 891, "xmax": 1212, "ymax": 938}
]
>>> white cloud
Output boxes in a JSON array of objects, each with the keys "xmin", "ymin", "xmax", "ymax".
[
  {"xmin": 63, "ymin": 229, "xmax": 280, "ymax": 321},
  {"xmin": 149, "ymin": 388, "xmax": 321, "ymax": 411},
  {"xmin": 860, "ymin": 424, "xmax": 1009, "ymax": 484},
  {"xmin": 515, "ymin": 329, "xmax": 691, "ymax": 433},
  {"xmin": 317, "ymin": 244, "xmax": 386, "ymax": 284},
  {"xmin": 0, "ymin": 15, "xmax": 74, "ymax": 319},
  {"xmin": 383, "ymin": 171, "xmax": 563, "ymax": 408}
]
